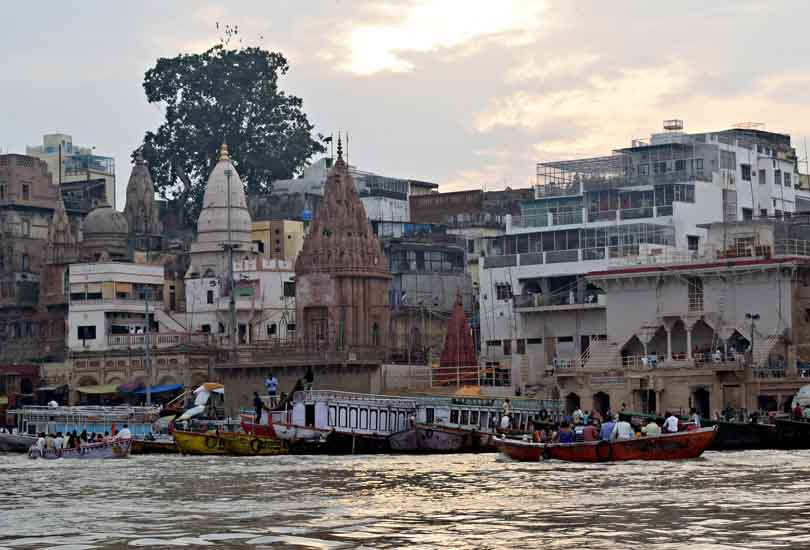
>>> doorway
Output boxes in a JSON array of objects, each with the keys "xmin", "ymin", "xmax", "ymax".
[
  {"xmin": 593, "ymin": 391, "xmax": 611, "ymax": 416},
  {"xmin": 565, "ymin": 392, "xmax": 581, "ymax": 415},
  {"xmin": 693, "ymin": 387, "xmax": 711, "ymax": 418}
]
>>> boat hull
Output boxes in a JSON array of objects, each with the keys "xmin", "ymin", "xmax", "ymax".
[
  {"xmin": 499, "ymin": 427, "xmax": 718, "ymax": 462},
  {"xmin": 222, "ymin": 432, "xmax": 287, "ymax": 456},
  {"xmin": 131, "ymin": 439, "xmax": 178, "ymax": 454},
  {"xmin": 701, "ymin": 419, "xmax": 779, "ymax": 450},
  {"xmin": 775, "ymin": 418, "xmax": 810, "ymax": 449},
  {"xmin": 28, "ymin": 439, "xmax": 132, "ymax": 460},
  {"xmin": 240, "ymin": 414, "xmax": 276, "ymax": 438},
  {"xmin": 0, "ymin": 433, "xmax": 37, "ymax": 453},
  {"xmin": 172, "ymin": 430, "xmax": 229, "ymax": 455}
]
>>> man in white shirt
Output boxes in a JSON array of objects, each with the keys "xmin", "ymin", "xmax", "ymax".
[
  {"xmin": 690, "ymin": 408, "xmax": 701, "ymax": 428},
  {"xmin": 611, "ymin": 418, "xmax": 635, "ymax": 440},
  {"xmin": 36, "ymin": 433, "xmax": 46, "ymax": 451},
  {"xmin": 54, "ymin": 432, "xmax": 64, "ymax": 450},
  {"xmin": 572, "ymin": 407, "xmax": 584, "ymax": 425},
  {"xmin": 116, "ymin": 424, "xmax": 132, "ymax": 439},
  {"xmin": 663, "ymin": 412, "xmax": 679, "ymax": 433}
]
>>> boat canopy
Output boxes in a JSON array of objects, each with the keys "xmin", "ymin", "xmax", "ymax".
[
  {"xmin": 117, "ymin": 381, "xmax": 143, "ymax": 393},
  {"xmin": 134, "ymin": 383, "xmax": 183, "ymax": 395},
  {"xmin": 76, "ymin": 384, "xmax": 119, "ymax": 395}
]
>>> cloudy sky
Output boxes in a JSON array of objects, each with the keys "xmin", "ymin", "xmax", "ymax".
[{"xmin": 3, "ymin": 1, "xmax": 810, "ymax": 209}]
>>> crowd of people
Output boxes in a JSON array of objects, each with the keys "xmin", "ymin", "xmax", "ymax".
[
  {"xmin": 32, "ymin": 424, "xmax": 132, "ymax": 454},
  {"xmin": 525, "ymin": 407, "xmax": 698, "ymax": 444}
]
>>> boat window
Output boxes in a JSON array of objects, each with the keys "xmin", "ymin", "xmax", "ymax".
[
  {"xmin": 370, "ymin": 410, "xmax": 378, "ymax": 430},
  {"xmin": 460, "ymin": 410, "xmax": 469, "ymax": 425},
  {"xmin": 328, "ymin": 406, "xmax": 337, "ymax": 427},
  {"xmin": 349, "ymin": 407, "xmax": 358, "ymax": 429},
  {"xmin": 360, "ymin": 409, "xmax": 368, "ymax": 430},
  {"xmin": 339, "ymin": 407, "xmax": 348, "ymax": 428},
  {"xmin": 425, "ymin": 407, "xmax": 435, "ymax": 424},
  {"xmin": 380, "ymin": 411, "xmax": 388, "ymax": 430},
  {"xmin": 450, "ymin": 409, "xmax": 459, "ymax": 424},
  {"xmin": 398, "ymin": 412, "xmax": 406, "ymax": 431},
  {"xmin": 470, "ymin": 410, "xmax": 479, "ymax": 426},
  {"xmin": 480, "ymin": 412, "xmax": 488, "ymax": 429}
]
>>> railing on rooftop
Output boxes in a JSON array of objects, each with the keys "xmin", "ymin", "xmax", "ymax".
[{"xmin": 107, "ymin": 332, "xmax": 212, "ymax": 348}]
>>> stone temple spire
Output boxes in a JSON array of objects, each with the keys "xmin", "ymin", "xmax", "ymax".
[
  {"xmin": 46, "ymin": 195, "xmax": 78, "ymax": 264},
  {"xmin": 436, "ymin": 289, "xmax": 478, "ymax": 385},
  {"xmin": 123, "ymin": 149, "xmax": 163, "ymax": 241}
]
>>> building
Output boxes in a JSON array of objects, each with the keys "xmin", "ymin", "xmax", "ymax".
[
  {"xmin": 476, "ymin": 120, "xmax": 810, "ymax": 412},
  {"xmin": 123, "ymin": 151, "xmax": 163, "ymax": 255},
  {"xmin": 251, "ymin": 219, "xmax": 305, "ymax": 262},
  {"xmin": 184, "ymin": 145, "xmax": 296, "ymax": 345},
  {"xmin": 27, "ymin": 134, "xmax": 116, "ymax": 207}
]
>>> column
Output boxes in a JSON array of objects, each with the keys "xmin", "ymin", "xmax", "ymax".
[
  {"xmin": 665, "ymin": 329, "xmax": 672, "ymax": 361},
  {"xmin": 686, "ymin": 327, "xmax": 693, "ymax": 360}
]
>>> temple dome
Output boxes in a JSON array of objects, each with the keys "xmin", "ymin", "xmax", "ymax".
[
  {"xmin": 195, "ymin": 144, "xmax": 253, "ymax": 246},
  {"xmin": 83, "ymin": 203, "xmax": 129, "ymax": 237}
]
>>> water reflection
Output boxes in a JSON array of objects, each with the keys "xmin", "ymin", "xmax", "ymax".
[{"xmin": 1, "ymin": 451, "xmax": 810, "ymax": 549}]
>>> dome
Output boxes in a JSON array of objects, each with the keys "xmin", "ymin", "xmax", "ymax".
[
  {"xmin": 195, "ymin": 144, "xmax": 252, "ymax": 246},
  {"xmin": 83, "ymin": 204, "xmax": 129, "ymax": 237}
]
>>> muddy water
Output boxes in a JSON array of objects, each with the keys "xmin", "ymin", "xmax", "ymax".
[{"xmin": 1, "ymin": 451, "xmax": 810, "ymax": 549}]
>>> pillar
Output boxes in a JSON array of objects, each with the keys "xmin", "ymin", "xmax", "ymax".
[
  {"xmin": 686, "ymin": 328, "xmax": 693, "ymax": 360},
  {"xmin": 666, "ymin": 329, "xmax": 672, "ymax": 360}
]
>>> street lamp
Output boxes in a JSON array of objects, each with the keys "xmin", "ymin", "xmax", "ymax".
[{"xmin": 745, "ymin": 313, "xmax": 760, "ymax": 366}]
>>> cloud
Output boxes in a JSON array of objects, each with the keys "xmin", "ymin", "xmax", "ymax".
[{"xmin": 329, "ymin": 0, "xmax": 547, "ymax": 75}]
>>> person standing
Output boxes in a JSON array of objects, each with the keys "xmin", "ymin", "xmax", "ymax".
[
  {"xmin": 265, "ymin": 373, "xmax": 279, "ymax": 400},
  {"xmin": 663, "ymin": 411, "xmax": 679, "ymax": 433},
  {"xmin": 304, "ymin": 367, "xmax": 314, "ymax": 391},
  {"xmin": 253, "ymin": 392, "xmax": 265, "ymax": 425},
  {"xmin": 690, "ymin": 407, "xmax": 701, "ymax": 428}
]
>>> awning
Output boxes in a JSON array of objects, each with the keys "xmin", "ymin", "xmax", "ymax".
[
  {"xmin": 134, "ymin": 383, "xmax": 183, "ymax": 395},
  {"xmin": 117, "ymin": 381, "xmax": 143, "ymax": 393},
  {"xmin": 86, "ymin": 283, "xmax": 102, "ymax": 293},
  {"xmin": 76, "ymin": 384, "xmax": 119, "ymax": 395},
  {"xmin": 116, "ymin": 282, "xmax": 133, "ymax": 294},
  {"xmin": 102, "ymin": 282, "xmax": 115, "ymax": 299}
]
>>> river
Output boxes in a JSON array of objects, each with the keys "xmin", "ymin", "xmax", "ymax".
[{"xmin": 1, "ymin": 451, "xmax": 810, "ymax": 549}]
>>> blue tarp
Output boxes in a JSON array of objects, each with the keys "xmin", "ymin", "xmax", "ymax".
[{"xmin": 134, "ymin": 383, "xmax": 183, "ymax": 395}]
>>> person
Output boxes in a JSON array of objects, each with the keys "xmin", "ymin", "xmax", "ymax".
[
  {"xmin": 45, "ymin": 433, "xmax": 55, "ymax": 450},
  {"xmin": 265, "ymin": 373, "xmax": 279, "ymax": 400},
  {"xmin": 502, "ymin": 398, "xmax": 512, "ymax": 417},
  {"xmin": 73, "ymin": 430, "xmax": 81, "ymax": 449},
  {"xmin": 116, "ymin": 424, "xmax": 132, "ymax": 439},
  {"xmin": 304, "ymin": 366, "xmax": 314, "ymax": 391},
  {"xmin": 642, "ymin": 419, "xmax": 661, "ymax": 437},
  {"xmin": 36, "ymin": 433, "xmax": 46, "ymax": 452},
  {"xmin": 103, "ymin": 431, "xmax": 111, "ymax": 442},
  {"xmin": 582, "ymin": 410, "xmax": 591, "ymax": 425},
  {"xmin": 690, "ymin": 407, "xmax": 701, "ymax": 428},
  {"xmin": 620, "ymin": 403, "xmax": 627, "ymax": 413},
  {"xmin": 582, "ymin": 420, "xmax": 599, "ymax": 442},
  {"xmin": 499, "ymin": 414, "xmax": 511, "ymax": 431},
  {"xmin": 794, "ymin": 403, "xmax": 803, "ymax": 420},
  {"xmin": 54, "ymin": 432, "xmax": 64, "ymax": 451},
  {"xmin": 591, "ymin": 409, "xmax": 603, "ymax": 423},
  {"xmin": 572, "ymin": 407, "xmax": 584, "ymax": 425},
  {"xmin": 253, "ymin": 392, "xmax": 265, "ymax": 425},
  {"xmin": 611, "ymin": 417, "xmax": 634, "ymax": 440},
  {"xmin": 47, "ymin": 399, "xmax": 59, "ymax": 407},
  {"xmin": 79, "ymin": 429, "xmax": 88, "ymax": 443},
  {"xmin": 713, "ymin": 349, "xmax": 722, "ymax": 362},
  {"xmin": 600, "ymin": 416, "xmax": 616, "ymax": 441},
  {"xmin": 663, "ymin": 411, "xmax": 679, "ymax": 433},
  {"xmin": 557, "ymin": 422, "xmax": 575, "ymax": 443}
]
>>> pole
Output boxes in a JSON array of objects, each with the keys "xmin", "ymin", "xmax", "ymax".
[
  {"xmin": 144, "ymin": 291, "xmax": 152, "ymax": 406},
  {"xmin": 225, "ymin": 167, "xmax": 237, "ymax": 357}
]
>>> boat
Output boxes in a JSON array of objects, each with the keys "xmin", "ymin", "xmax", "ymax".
[
  {"xmin": 131, "ymin": 437, "xmax": 178, "ymax": 454},
  {"xmin": 239, "ymin": 410, "xmax": 277, "ymax": 438},
  {"xmin": 496, "ymin": 426, "xmax": 718, "ymax": 462},
  {"xmin": 0, "ymin": 432, "xmax": 37, "ymax": 453},
  {"xmin": 775, "ymin": 417, "xmax": 810, "ymax": 449},
  {"xmin": 28, "ymin": 438, "xmax": 132, "ymax": 460},
  {"xmin": 221, "ymin": 432, "xmax": 287, "ymax": 456},
  {"xmin": 393, "ymin": 396, "xmax": 563, "ymax": 453},
  {"xmin": 272, "ymin": 390, "xmax": 417, "ymax": 454},
  {"xmin": 172, "ymin": 430, "xmax": 229, "ymax": 455}
]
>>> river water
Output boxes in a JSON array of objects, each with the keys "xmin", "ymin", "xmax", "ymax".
[{"xmin": 1, "ymin": 450, "xmax": 810, "ymax": 549}]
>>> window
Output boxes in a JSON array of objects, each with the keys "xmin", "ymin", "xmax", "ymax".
[
  {"xmin": 425, "ymin": 407, "xmax": 435, "ymax": 424},
  {"xmin": 687, "ymin": 235, "xmax": 699, "ymax": 251},
  {"xmin": 467, "ymin": 240, "xmax": 475, "ymax": 254},
  {"xmin": 785, "ymin": 172, "xmax": 792, "ymax": 188},
  {"xmin": 742, "ymin": 208, "xmax": 753, "ymax": 221},
  {"xmin": 758, "ymin": 169, "xmax": 766, "ymax": 186},
  {"xmin": 516, "ymin": 339, "xmax": 526, "ymax": 355},
  {"xmin": 760, "ymin": 209, "xmax": 768, "ymax": 218},
  {"xmin": 78, "ymin": 325, "xmax": 96, "ymax": 340},
  {"xmin": 21, "ymin": 254, "xmax": 29, "ymax": 271},
  {"xmin": 503, "ymin": 339, "xmax": 512, "ymax": 355},
  {"xmin": 775, "ymin": 169, "xmax": 782, "ymax": 187},
  {"xmin": 21, "ymin": 184, "xmax": 29, "ymax": 200},
  {"xmin": 267, "ymin": 323, "xmax": 277, "ymax": 337},
  {"xmin": 486, "ymin": 340, "xmax": 502, "ymax": 347},
  {"xmin": 218, "ymin": 322, "xmax": 225, "ymax": 333},
  {"xmin": 470, "ymin": 411, "xmax": 479, "ymax": 426},
  {"xmin": 254, "ymin": 240, "xmax": 265, "ymax": 253},
  {"xmin": 328, "ymin": 406, "xmax": 337, "ymax": 426},
  {"xmin": 495, "ymin": 283, "xmax": 512, "ymax": 300},
  {"xmin": 283, "ymin": 281, "xmax": 295, "ymax": 297},
  {"xmin": 741, "ymin": 164, "xmax": 751, "ymax": 181},
  {"xmin": 450, "ymin": 410, "xmax": 459, "ymax": 424},
  {"xmin": 206, "ymin": 290, "xmax": 214, "ymax": 304},
  {"xmin": 201, "ymin": 324, "xmax": 211, "ymax": 333},
  {"xmin": 21, "ymin": 220, "xmax": 30, "ymax": 236},
  {"xmin": 526, "ymin": 337, "xmax": 543, "ymax": 344},
  {"xmin": 0, "ymin": 185, "xmax": 5, "ymax": 200},
  {"xmin": 687, "ymin": 277, "xmax": 703, "ymax": 312},
  {"xmin": 558, "ymin": 336, "xmax": 574, "ymax": 343}
]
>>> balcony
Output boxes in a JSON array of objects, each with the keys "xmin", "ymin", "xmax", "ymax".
[
  {"xmin": 107, "ymin": 332, "xmax": 212, "ymax": 350},
  {"xmin": 513, "ymin": 292, "xmax": 605, "ymax": 312}
]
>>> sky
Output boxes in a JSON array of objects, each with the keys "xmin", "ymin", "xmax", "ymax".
[{"xmin": 3, "ymin": 1, "xmax": 810, "ymax": 210}]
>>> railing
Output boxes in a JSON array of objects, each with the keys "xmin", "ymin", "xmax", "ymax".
[
  {"xmin": 587, "ymin": 210, "xmax": 617, "ymax": 222},
  {"xmin": 293, "ymin": 390, "xmax": 416, "ymax": 405},
  {"xmin": 107, "ymin": 332, "xmax": 212, "ymax": 348},
  {"xmin": 656, "ymin": 205, "xmax": 673, "ymax": 216},
  {"xmin": 620, "ymin": 206, "xmax": 655, "ymax": 220}
]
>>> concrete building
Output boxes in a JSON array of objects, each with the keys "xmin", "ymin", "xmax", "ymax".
[
  {"xmin": 251, "ymin": 219, "xmax": 305, "ymax": 262},
  {"xmin": 27, "ymin": 134, "xmax": 116, "ymax": 207}
]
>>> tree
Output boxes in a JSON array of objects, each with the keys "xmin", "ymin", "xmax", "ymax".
[{"xmin": 139, "ymin": 43, "xmax": 325, "ymax": 225}]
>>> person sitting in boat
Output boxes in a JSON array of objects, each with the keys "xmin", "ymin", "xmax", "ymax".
[
  {"xmin": 45, "ymin": 433, "xmax": 55, "ymax": 450},
  {"xmin": 54, "ymin": 432, "xmax": 64, "ymax": 452},
  {"xmin": 803, "ymin": 405, "xmax": 810, "ymax": 421},
  {"xmin": 689, "ymin": 408, "xmax": 701, "ymax": 428},
  {"xmin": 794, "ymin": 403, "xmax": 804, "ymax": 420},
  {"xmin": 572, "ymin": 406, "xmax": 584, "ymax": 425},
  {"xmin": 582, "ymin": 420, "xmax": 599, "ymax": 442},
  {"xmin": 499, "ymin": 413, "xmax": 512, "ymax": 431},
  {"xmin": 557, "ymin": 422, "xmax": 575, "ymax": 443},
  {"xmin": 117, "ymin": 424, "xmax": 132, "ymax": 440},
  {"xmin": 663, "ymin": 412, "xmax": 679, "ymax": 433},
  {"xmin": 599, "ymin": 416, "xmax": 616, "ymax": 441},
  {"xmin": 641, "ymin": 418, "xmax": 661, "ymax": 437},
  {"xmin": 35, "ymin": 433, "xmax": 46, "ymax": 453},
  {"xmin": 611, "ymin": 417, "xmax": 635, "ymax": 441}
]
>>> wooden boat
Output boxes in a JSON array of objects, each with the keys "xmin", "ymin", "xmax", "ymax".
[
  {"xmin": 172, "ymin": 430, "xmax": 229, "ymax": 455},
  {"xmin": 239, "ymin": 412, "xmax": 277, "ymax": 438},
  {"xmin": 496, "ymin": 426, "xmax": 718, "ymax": 462},
  {"xmin": 390, "ymin": 425, "xmax": 465, "ymax": 453},
  {"xmin": 28, "ymin": 438, "xmax": 132, "ymax": 460},
  {"xmin": 222, "ymin": 432, "xmax": 287, "ymax": 456},
  {"xmin": 0, "ymin": 432, "xmax": 37, "ymax": 453},
  {"xmin": 775, "ymin": 417, "xmax": 810, "ymax": 449},
  {"xmin": 131, "ymin": 437, "xmax": 178, "ymax": 454}
]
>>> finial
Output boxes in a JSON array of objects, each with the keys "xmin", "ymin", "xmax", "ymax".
[
  {"xmin": 336, "ymin": 135, "xmax": 343, "ymax": 160},
  {"xmin": 219, "ymin": 143, "xmax": 230, "ymax": 161},
  {"xmin": 135, "ymin": 148, "xmax": 145, "ymax": 165}
]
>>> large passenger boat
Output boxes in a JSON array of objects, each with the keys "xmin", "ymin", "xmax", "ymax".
[
  {"xmin": 496, "ymin": 426, "xmax": 718, "ymax": 462},
  {"xmin": 390, "ymin": 396, "xmax": 563, "ymax": 453},
  {"xmin": 272, "ymin": 390, "xmax": 417, "ymax": 453}
]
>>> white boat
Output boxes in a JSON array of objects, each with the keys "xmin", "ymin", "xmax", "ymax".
[
  {"xmin": 28, "ymin": 438, "xmax": 132, "ymax": 460},
  {"xmin": 0, "ymin": 432, "xmax": 37, "ymax": 453}
]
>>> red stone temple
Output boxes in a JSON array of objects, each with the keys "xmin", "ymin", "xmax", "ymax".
[
  {"xmin": 436, "ymin": 289, "xmax": 479, "ymax": 385},
  {"xmin": 295, "ymin": 139, "xmax": 391, "ymax": 349}
]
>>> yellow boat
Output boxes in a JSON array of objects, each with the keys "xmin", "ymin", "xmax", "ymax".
[
  {"xmin": 173, "ymin": 430, "xmax": 287, "ymax": 456},
  {"xmin": 223, "ymin": 432, "xmax": 287, "ymax": 456},
  {"xmin": 173, "ymin": 430, "xmax": 229, "ymax": 455}
]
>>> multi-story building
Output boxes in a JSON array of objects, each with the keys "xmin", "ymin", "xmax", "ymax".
[
  {"xmin": 478, "ymin": 121, "xmax": 810, "ymax": 402},
  {"xmin": 251, "ymin": 219, "xmax": 305, "ymax": 263},
  {"xmin": 27, "ymin": 134, "xmax": 116, "ymax": 207}
]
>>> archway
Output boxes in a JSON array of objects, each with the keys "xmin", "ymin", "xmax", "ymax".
[
  {"xmin": 565, "ymin": 392, "xmax": 580, "ymax": 415},
  {"xmin": 621, "ymin": 335, "xmax": 644, "ymax": 365},
  {"xmin": 77, "ymin": 376, "xmax": 99, "ymax": 387},
  {"xmin": 158, "ymin": 376, "xmax": 178, "ymax": 386},
  {"xmin": 593, "ymin": 391, "xmax": 611, "ymax": 416},
  {"xmin": 693, "ymin": 387, "xmax": 711, "ymax": 418}
]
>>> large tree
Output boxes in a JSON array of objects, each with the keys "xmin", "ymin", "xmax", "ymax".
[{"xmin": 139, "ymin": 44, "xmax": 324, "ymax": 225}]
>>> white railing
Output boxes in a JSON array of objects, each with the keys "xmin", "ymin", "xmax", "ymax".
[{"xmin": 107, "ymin": 332, "xmax": 212, "ymax": 348}]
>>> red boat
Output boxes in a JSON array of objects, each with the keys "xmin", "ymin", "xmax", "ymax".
[
  {"xmin": 240, "ymin": 412, "xmax": 276, "ymax": 438},
  {"xmin": 496, "ymin": 426, "xmax": 718, "ymax": 462}
]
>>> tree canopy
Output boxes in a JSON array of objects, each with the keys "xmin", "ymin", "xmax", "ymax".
[{"xmin": 139, "ymin": 44, "xmax": 324, "ymax": 225}]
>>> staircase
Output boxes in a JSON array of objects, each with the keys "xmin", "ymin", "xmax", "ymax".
[
  {"xmin": 578, "ymin": 339, "xmax": 621, "ymax": 370},
  {"xmin": 155, "ymin": 309, "xmax": 188, "ymax": 333}
]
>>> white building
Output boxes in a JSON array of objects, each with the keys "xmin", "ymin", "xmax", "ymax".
[
  {"xmin": 67, "ymin": 262, "xmax": 164, "ymax": 353},
  {"xmin": 478, "ymin": 122, "xmax": 810, "ymax": 389},
  {"xmin": 184, "ymin": 145, "xmax": 296, "ymax": 344},
  {"xmin": 27, "ymin": 133, "xmax": 116, "ymax": 207}
]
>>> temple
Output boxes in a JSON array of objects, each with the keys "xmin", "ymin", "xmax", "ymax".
[
  {"xmin": 295, "ymin": 138, "xmax": 391, "ymax": 349},
  {"xmin": 436, "ymin": 289, "xmax": 478, "ymax": 385},
  {"xmin": 123, "ymin": 150, "xmax": 163, "ymax": 254}
]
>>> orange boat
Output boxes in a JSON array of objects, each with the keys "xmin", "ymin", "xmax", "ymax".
[{"xmin": 496, "ymin": 426, "xmax": 718, "ymax": 462}]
